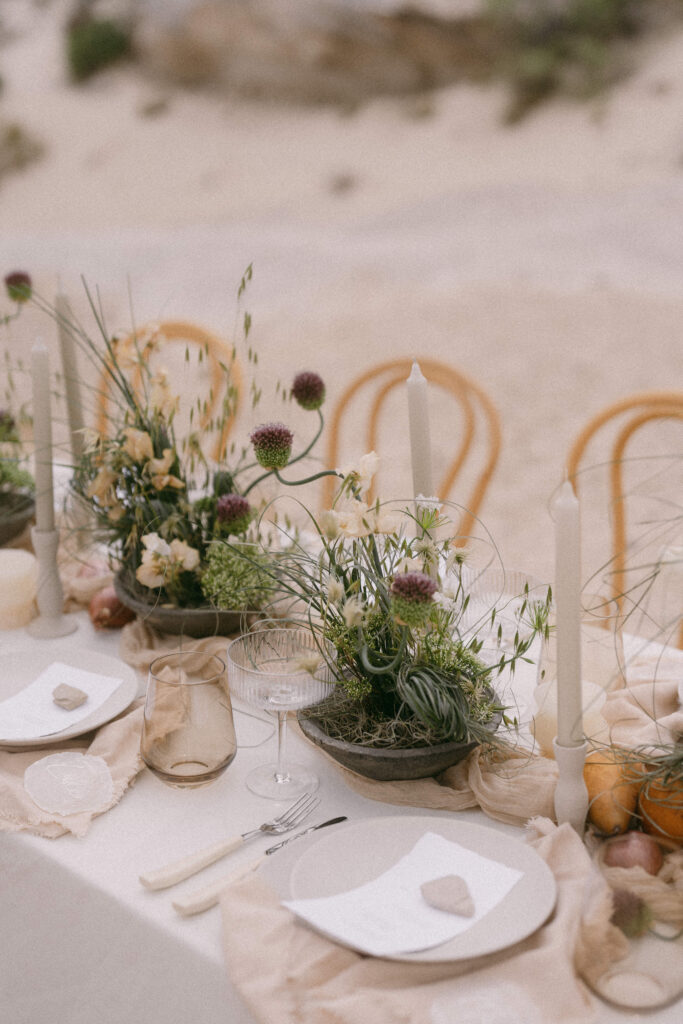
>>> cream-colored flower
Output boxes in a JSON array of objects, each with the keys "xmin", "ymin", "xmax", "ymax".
[
  {"xmin": 122, "ymin": 427, "xmax": 154, "ymax": 463},
  {"xmin": 367, "ymin": 505, "xmax": 402, "ymax": 535},
  {"xmin": 294, "ymin": 654, "xmax": 322, "ymax": 676},
  {"xmin": 85, "ymin": 465, "xmax": 117, "ymax": 504},
  {"xmin": 150, "ymin": 473, "xmax": 185, "ymax": 491},
  {"xmin": 327, "ymin": 578, "xmax": 345, "ymax": 604},
  {"xmin": 110, "ymin": 334, "xmax": 138, "ymax": 371},
  {"xmin": 415, "ymin": 537, "xmax": 439, "ymax": 567},
  {"xmin": 141, "ymin": 532, "xmax": 171, "ymax": 558},
  {"xmin": 147, "ymin": 448, "xmax": 175, "ymax": 476},
  {"xmin": 337, "ymin": 506, "xmax": 371, "ymax": 539},
  {"xmin": 80, "ymin": 427, "xmax": 102, "ymax": 454},
  {"xmin": 169, "ymin": 539, "xmax": 200, "ymax": 571},
  {"xmin": 136, "ymin": 560, "xmax": 167, "ymax": 589},
  {"xmin": 358, "ymin": 451, "xmax": 379, "ymax": 491},
  {"xmin": 107, "ymin": 503, "xmax": 125, "ymax": 522},
  {"xmin": 339, "ymin": 451, "xmax": 379, "ymax": 498},
  {"xmin": 415, "ymin": 494, "xmax": 441, "ymax": 512},
  {"xmin": 342, "ymin": 597, "xmax": 364, "ymax": 628},
  {"xmin": 319, "ymin": 509, "xmax": 341, "ymax": 540},
  {"xmin": 446, "ymin": 547, "xmax": 468, "ymax": 571},
  {"xmin": 149, "ymin": 370, "xmax": 179, "ymax": 418}
]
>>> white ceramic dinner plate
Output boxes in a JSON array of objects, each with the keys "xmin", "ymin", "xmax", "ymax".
[
  {"xmin": 264, "ymin": 815, "xmax": 557, "ymax": 963},
  {"xmin": 0, "ymin": 646, "xmax": 138, "ymax": 748}
]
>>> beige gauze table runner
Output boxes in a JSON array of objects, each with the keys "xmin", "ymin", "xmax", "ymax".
[
  {"xmin": 119, "ymin": 620, "xmax": 682, "ymax": 1016},
  {"xmin": 220, "ymin": 819, "xmax": 628, "ymax": 1024}
]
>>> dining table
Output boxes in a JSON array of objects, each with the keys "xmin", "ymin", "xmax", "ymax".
[{"xmin": 0, "ymin": 608, "xmax": 681, "ymax": 1024}]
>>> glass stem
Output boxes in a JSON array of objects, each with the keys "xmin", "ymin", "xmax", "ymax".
[{"xmin": 275, "ymin": 710, "xmax": 289, "ymax": 783}]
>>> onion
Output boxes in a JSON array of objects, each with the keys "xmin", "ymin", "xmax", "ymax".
[
  {"xmin": 88, "ymin": 586, "xmax": 135, "ymax": 630},
  {"xmin": 603, "ymin": 831, "xmax": 664, "ymax": 876}
]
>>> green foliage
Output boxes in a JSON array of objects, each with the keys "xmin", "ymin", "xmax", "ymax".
[
  {"xmin": 0, "ymin": 122, "xmax": 45, "ymax": 182},
  {"xmin": 0, "ymin": 458, "xmax": 34, "ymax": 494},
  {"xmin": 67, "ymin": 18, "xmax": 132, "ymax": 82},
  {"xmin": 201, "ymin": 542, "xmax": 274, "ymax": 610},
  {"xmin": 486, "ymin": 0, "xmax": 645, "ymax": 120},
  {"xmin": 264, "ymin": 492, "xmax": 550, "ymax": 746}
]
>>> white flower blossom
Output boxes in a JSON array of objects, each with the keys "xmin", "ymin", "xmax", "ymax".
[
  {"xmin": 327, "ymin": 578, "xmax": 345, "ymax": 604},
  {"xmin": 122, "ymin": 427, "xmax": 154, "ymax": 463},
  {"xmin": 339, "ymin": 450, "xmax": 379, "ymax": 498},
  {"xmin": 294, "ymin": 654, "xmax": 322, "ymax": 676},
  {"xmin": 136, "ymin": 560, "xmax": 167, "ymax": 589},
  {"xmin": 141, "ymin": 532, "xmax": 171, "ymax": 557},
  {"xmin": 136, "ymin": 533, "xmax": 200, "ymax": 590},
  {"xmin": 149, "ymin": 370, "xmax": 179, "ymax": 418},
  {"xmin": 319, "ymin": 509, "xmax": 341, "ymax": 540},
  {"xmin": 342, "ymin": 597, "xmax": 364, "ymax": 628},
  {"xmin": 169, "ymin": 539, "xmax": 200, "ymax": 571}
]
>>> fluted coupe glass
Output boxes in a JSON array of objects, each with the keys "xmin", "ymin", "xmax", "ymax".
[
  {"xmin": 227, "ymin": 627, "xmax": 336, "ymax": 799},
  {"xmin": 141, "ymin": 651, "xmax": 237, "ymax": 788}
]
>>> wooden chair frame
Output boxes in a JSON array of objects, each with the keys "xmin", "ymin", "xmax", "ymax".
[
  {"xmin": 324, "ymin": 357, "xmax": 501, "ymax": 540},
  {"xmin": 95, "ymin": 320, "xmax": 242, "ymax": 462},
  {"xmin": 567, "ymin": 390, "xmax": 683, "ymax": 646}
]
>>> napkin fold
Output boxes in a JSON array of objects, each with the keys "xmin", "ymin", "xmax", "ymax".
[
  {"xmin": 220, "ymin": 819, "xmax": 629, "ymax": 1024},
  {"xmin": 298, "ymin": 674, "xmax": 681, "ymax": 829},
  {"xmin": 0, "ymin": 701, "xmax": 144, "ymax": 838}
]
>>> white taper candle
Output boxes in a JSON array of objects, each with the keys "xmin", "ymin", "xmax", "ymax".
[
  {"xmin": 553, "ymin": 479, "xmax": 583, "ymax": 747},
  {"xmin": 406, "ymin": 360, "xmax": 434, "ymax": 499},
  {"xmin": 56, "ymin": 291, "xmax": 85, "ymax": 461},
  {"xmin": 30, "ymin": 340, "xmax": 55, "ymax": 533}
]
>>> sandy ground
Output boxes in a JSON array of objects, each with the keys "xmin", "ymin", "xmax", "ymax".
[{"xmin": 1, "ymin": 0, "xmax": 682, "ymax": 586}]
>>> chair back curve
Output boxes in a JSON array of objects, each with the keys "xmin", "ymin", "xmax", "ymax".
[
  {"xmin": 95, "ymin": 319, "xmax": 242, "ymax": 463},
  {"xmin": 323, "ymin": 357, "xmax": 502, "ymax": 541},
  {"xmin": 566, "ymin": 389, "xmax": 683, "ymax": 647}
]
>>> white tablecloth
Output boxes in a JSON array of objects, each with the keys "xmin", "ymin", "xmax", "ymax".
[{"xmin": 0, "ymin": 613, "xmax": 679, "ymax": 1024}]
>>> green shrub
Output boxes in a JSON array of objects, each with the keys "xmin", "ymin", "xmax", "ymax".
[{"xmin": 67, "ymin": 18, "xmax": 132, "ymax": 82}]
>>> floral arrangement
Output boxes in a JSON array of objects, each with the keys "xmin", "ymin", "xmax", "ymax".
[
  {"xmin": 231, "ymin": 457, "xmax": 552, "ymax": 749},
  {"xmin": 0, "ymin": 408, "xmax": 34, "ymax": 515},
  {"xmin": 1, "ymin": 273, "xmax": 34, "ymax": 519},
  {"xmin": 3, "ymin": 267, "xmax": 334, "ymax": 610}
]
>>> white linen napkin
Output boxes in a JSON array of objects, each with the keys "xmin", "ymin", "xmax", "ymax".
[{"xmin": 283, "ymin": 832, "xmax": 523, "ymax": 957}]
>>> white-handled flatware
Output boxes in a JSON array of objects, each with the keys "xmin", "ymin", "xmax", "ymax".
[
  {"xmin": 264, "ymin": 815, "xmax": 347, "ymax": 854},
  {"xmin": 172, "ymin": 815, "xmax": 348, "ymax": 917},
  {"xmin": 139, "ymin": 792, "xmax": 318, "ymax": 891},
  {"xmin": 172, "ymin": 856, "xmax": 265, "ymax": 917}
]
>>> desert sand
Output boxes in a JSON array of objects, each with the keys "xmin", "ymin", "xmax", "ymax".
[{"xmin": 1, "ymin": 0, "xmax": 682, "ymax": 586}]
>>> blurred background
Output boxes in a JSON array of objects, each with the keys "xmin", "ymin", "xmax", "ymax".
[{"xmin": 1, "ymin": 0, "xmax": 682, "ymax": 585}]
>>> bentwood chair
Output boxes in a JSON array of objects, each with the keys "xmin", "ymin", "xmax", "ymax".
[
  {"xmin": 566, "ymin": 390, "xmax": 683, "ymax": 648},
  {"xmin": 323, "ymin": 357, "xmax": 502, "ymax": 541},
  {"xmin": 95, "ymin": 320, "xmax": 242, "ymax": 462}
]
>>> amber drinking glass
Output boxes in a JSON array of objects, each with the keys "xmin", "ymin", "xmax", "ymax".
[{"xmin": 141, "ymin": 651, "xmax": 237, "ymax": 788}]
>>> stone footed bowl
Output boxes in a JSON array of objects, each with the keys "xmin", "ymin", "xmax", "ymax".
[
  {"xmin": 114, "ymin": 572, "xmax": 262, "ymax": 639},
  {"xmin": 298, "ymin": 707, "xmax": 502, "ymax": 782}
]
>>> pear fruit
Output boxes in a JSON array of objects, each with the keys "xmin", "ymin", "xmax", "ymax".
[{"xmin": 583, "ymin": 749, "xmax": 641, "ymax": 835}]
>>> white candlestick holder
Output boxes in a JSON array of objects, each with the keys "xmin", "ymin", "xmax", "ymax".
[
  {"xmin": 27, "ymin": 527, "xmax": 78, "ymax": 638},
  {"xmin": 553, "ymin": 738, "xmax": 588, "ymax": 835}
]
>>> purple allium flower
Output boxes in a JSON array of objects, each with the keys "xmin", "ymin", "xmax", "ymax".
[
  {"xmin": 216, "ymin": 493, "xmax": 253, "ymax": 535},
  {"xmin": 4, "ymin": 271, "xmax": 32, "ymax": 303},
  {"xmin": 292, "ymin": 371, "xmax": 325, "ymax": 411},
  {"xmin": 250, "ymin": 422, "xmax": 293, "ymax": 470},
  {"xmin": 390, "ymin": 572, "xmax": 437, "ymax": 627}
]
